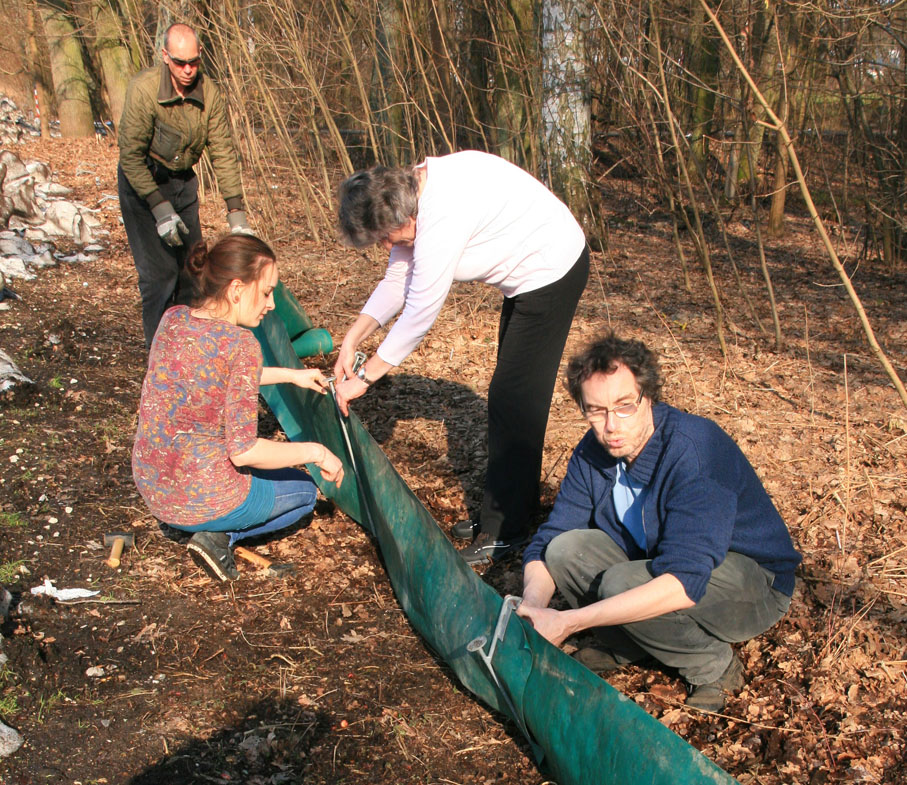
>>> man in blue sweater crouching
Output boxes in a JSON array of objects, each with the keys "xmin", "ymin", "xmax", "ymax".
[{"xmin": 516, "ymin": 333, "xmax": 801, "ymax": 712}]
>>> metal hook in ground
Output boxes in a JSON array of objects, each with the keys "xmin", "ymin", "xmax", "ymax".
[
  {"xmin": 327, "ymin": 372, "xmax": 375, "ymax": 533},
  {"xmin": 467, "ymin": 595, "xmax": 538, "ymax": 749}
]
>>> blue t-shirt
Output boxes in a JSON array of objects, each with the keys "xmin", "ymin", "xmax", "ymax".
[{"xmin": 612, "ymin": 460, "xmax": 648, "ymax": 551}]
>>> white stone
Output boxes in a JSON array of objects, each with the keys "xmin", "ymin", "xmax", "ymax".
[
  {"xmin": 0, "ymin": 256, "xmax": 35, "ymax": 281},
  {"xmin": 0, "ymin": 721, "xmax": 24, "ymax": 758}
]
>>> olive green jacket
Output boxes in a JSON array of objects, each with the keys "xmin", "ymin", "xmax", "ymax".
[{"xmin": 118, "ymin": 65, "xmax": 244, "ymax": 212}]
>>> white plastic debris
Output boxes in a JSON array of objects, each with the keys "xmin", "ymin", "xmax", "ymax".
[
  {"xmin": 0, "ymin": 256, "xmax": 36, "ymax": 281},
  {"xmin": 0, "ymin": 586, "xmax": 11, "ymax": 620},
  {"xmin": 2, "ymin": 151, "xmax": 107, "ymax": 260},
  {"xmin": 0, "ymin": 349, "xmax": 33, "ymax": 391},
  {"xmin": 0, "ymin": 235, "xmax": 34, "ymax": 256},
  {"xmin": 34, "ymin": 182, "xmax": 72, "ymax": 198},
  {"xmin": 0, "ymin": 721, "xmax": 23, "ymax": 758},
  {"xmin": 30, "ymin": 578, "xmax": 99, "ymax": 602}
]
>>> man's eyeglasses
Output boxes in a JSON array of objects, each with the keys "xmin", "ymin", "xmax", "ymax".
[
  {"xmin": 581, "ymin": 391, "xmax": 644, "ymax": 424},
  {"xmin": 166, "ymin": 51, "xmax": 201, "ymax": 68}
]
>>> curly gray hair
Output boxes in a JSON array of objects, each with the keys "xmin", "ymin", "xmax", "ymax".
[{"xmin": 337, "ymin": 166, "xmax": 420, "ymax": 248}]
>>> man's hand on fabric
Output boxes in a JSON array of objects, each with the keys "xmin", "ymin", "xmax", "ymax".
[
  {"xmin": 228, "ymin": 210, "xmax": 254, "ymax": 236},
  {"xmin": 152, "ymin": 201, "xmax": 189, "ymax": 247},
  {"xmin": 516, "ymin": 604, "xmax": 573, "ymax": 647}
]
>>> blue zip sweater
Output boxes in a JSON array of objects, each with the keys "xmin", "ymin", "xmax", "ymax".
[{"xmin": 524, "ymin": 403, "xmax": 801, "ymax": 602}]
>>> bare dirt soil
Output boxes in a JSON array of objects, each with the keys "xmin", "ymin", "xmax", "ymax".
[{"xmin": 0, "ymin": 137, "xmax": 905, "ymax": 785}]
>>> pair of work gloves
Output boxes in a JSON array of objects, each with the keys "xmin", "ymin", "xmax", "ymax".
[{"xmin": 152, "ymin": 201, "xmax": 253, "ymax": 247}]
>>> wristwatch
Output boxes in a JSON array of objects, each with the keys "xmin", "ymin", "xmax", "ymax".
[{"xmin": 355, "ymin": 365, "xmax": 373, "ymax": 386}]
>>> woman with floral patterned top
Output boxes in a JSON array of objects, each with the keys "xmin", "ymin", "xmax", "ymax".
[{"xmin": 133, "ymin": 234, "xmax": 343, "ymax": 581}]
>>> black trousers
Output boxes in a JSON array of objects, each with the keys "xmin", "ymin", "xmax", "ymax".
[
  {"xmin": 479, "ymin": 246, "xmax": 590, "ymax": 540},
  {"xmin": 118, "ymin": 164, "xmax": 203, "ymax": 348}
]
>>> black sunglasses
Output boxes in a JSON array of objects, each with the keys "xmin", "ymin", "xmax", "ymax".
[{"xmin": 166, "ymin": 51, "xmax": 201, "ymax": 68}]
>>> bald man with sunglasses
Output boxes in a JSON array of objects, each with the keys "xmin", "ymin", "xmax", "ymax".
[{"xmin": 118, "ymin": 23, "xmax": 252, "ymax": 349}]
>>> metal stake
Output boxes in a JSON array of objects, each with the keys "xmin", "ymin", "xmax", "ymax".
[
  {"xmin": 326, "ymin": 351, "xmax": 374, "ymax": 531},
  {"xmin": 467, "ymin": 595, "xmax": 535, "ymax": 745}
]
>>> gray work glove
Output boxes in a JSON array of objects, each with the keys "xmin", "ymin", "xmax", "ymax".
[
  {"xmin": 227, "ymin": 210, "xmax": 254, "ymax": 236},
  {"xmin": 151, "ymin": 201, "xmax": 189, "ymax": 247}
]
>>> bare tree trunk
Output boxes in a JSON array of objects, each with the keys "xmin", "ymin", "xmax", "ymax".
[
  {"xmin": 687, "ymin": 0, "xmax": 719, "ymax": 169},
  {"xmin": 767, "ymin": 58, "xmax": 790, "ymax": 238},
  {"xmin": 723, "ymin": 122, "xmax": 742, "ymax": 201},
  {"xmin": 26, "ymin": 7, "xmax": 52, "ymax": 138},
  {"xmin": 38, "ymin": 0, "xmax": 95, "ymax": 137},
  {"xmin": 893, "ymin": 38, "xmax": 907, "ymax": 268},
  {"xmin": 734, "ymin": 6, "xmax": 777, "ymax": 188},
  {"xmin": 88, "ymin": 0, "xmax": 133, "ymax": 128},
  {"xmin": 767, "ymin": 125, "xmax": 789, "ymax": 236},
  {"xmin": 651, "ymin": 5, "xmax": 727, "ymax": 357},
  {"xmin": 116, "ymin": 0, "xmax": 149, "ymax": 70},
  {"xmin": 743, "ymin": 129, "xmax": 783, "ymax": 349},
  {"xmin": 373, "ymin": 0, "xmax": 408, "ymax": 166},
  {"xmin": 540, "ymin": 0, "xmax": 592, "ymax": 229},
  {"xmin": 488, "ymin": 0, "xmax": 537, "ymax": 169}
]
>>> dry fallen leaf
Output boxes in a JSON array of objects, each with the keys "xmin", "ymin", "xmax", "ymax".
[{"xmin": 658, "ymin": 707, "xmax": 684, "ymax": 727}]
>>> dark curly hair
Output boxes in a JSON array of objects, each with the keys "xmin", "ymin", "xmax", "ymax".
[{"xmin": 565, "ymin": 332, "xmax": 663, "ymax": 407}]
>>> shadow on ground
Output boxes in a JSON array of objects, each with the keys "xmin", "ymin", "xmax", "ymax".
[{"xmin": 128, "ymin": 698, "xmax": 330, "ymax": 784}]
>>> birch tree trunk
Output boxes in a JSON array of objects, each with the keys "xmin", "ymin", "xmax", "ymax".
[
  {"xmin": 38, "ymin": 0, "xmax": 95, "ymax": 137},
  {"xmin": 540, "ymin": 0, "xmax": 591, "ymax": 226}
]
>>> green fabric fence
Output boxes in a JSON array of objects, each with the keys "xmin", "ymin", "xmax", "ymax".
[{"xmin": 253, "ymin": 307, "xmax": 738, "ymax": 785}]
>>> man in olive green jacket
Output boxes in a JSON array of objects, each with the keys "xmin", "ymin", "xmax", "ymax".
[{"xmin": 118, "ymin": 22, "xmax": 252, "ymax": 348}]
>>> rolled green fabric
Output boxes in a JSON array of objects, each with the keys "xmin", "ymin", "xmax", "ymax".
[
  {"xmin": 291, "ymin": 328, "xmax": 333, "ymax": 358},
  {"xmin": 252, "ymin": 310, "xmax": 739, "ymax": 785},
  {"xmin": 272, "ymin": 281, "xmax": 314, "ymax": 339}
]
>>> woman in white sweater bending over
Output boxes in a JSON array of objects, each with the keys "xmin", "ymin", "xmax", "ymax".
[{"xmin": 333, "ymin": 151, "xmax": 588, "ymax": 566}]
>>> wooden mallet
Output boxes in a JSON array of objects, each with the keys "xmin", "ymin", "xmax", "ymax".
[
  {"xmin": 104, "ymin": 531, "xmax": 135, "ymax": 568},
  {"xmin": 234, "ymin": 546, "xmax": 296, "ymax": 577}
]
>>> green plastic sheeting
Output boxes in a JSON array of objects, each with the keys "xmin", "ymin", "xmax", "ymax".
[
  {"xmin": 253, "ymin": 310, "xmax": 739, "ymax": 785},
  {"xmin": 291, "ymin": 327, "xmax": 333, "ymax": 358},
  {"xmin": 272, "ymin": 281, "xmax": 334, "ymax": 358}
]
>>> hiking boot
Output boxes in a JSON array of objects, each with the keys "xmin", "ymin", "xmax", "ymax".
[
  {"xmin": 187, "ymin": 531, "xmax": 239, "ymax": 582},
  {"xmin": 460, "ymin": 532, "xmax": 528, "ymax": 565},
  {"xmin": 572, "ymin": 645, "xmax": 626, "ymax": 673},
  {"xmin": 685, "ymin": 653, "xmax": 745, "ymax": 712},
  {"xmin": 451, "ymin": 519, "xmax": 479, "ymax": 541}
]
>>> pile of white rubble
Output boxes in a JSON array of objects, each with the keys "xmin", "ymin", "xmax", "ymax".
[
  {"xmin": 0, "ymin": 144, "xmax": 112, "ymax": 392},
  {"xmin": 0, "ymin": 586, "xmax": 23, "ymax": 757},
  {"xmin": 0, "ymin": 96, "xmax": 40, "ymax": 148},
  {"xmin": 0, "ymin": 100, "xmax": 112, "ymax": 757}
]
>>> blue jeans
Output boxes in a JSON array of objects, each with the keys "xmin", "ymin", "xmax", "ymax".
[{"xmin": 171, "ymin": 467, "xmax": 318, "ymax": 547}]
